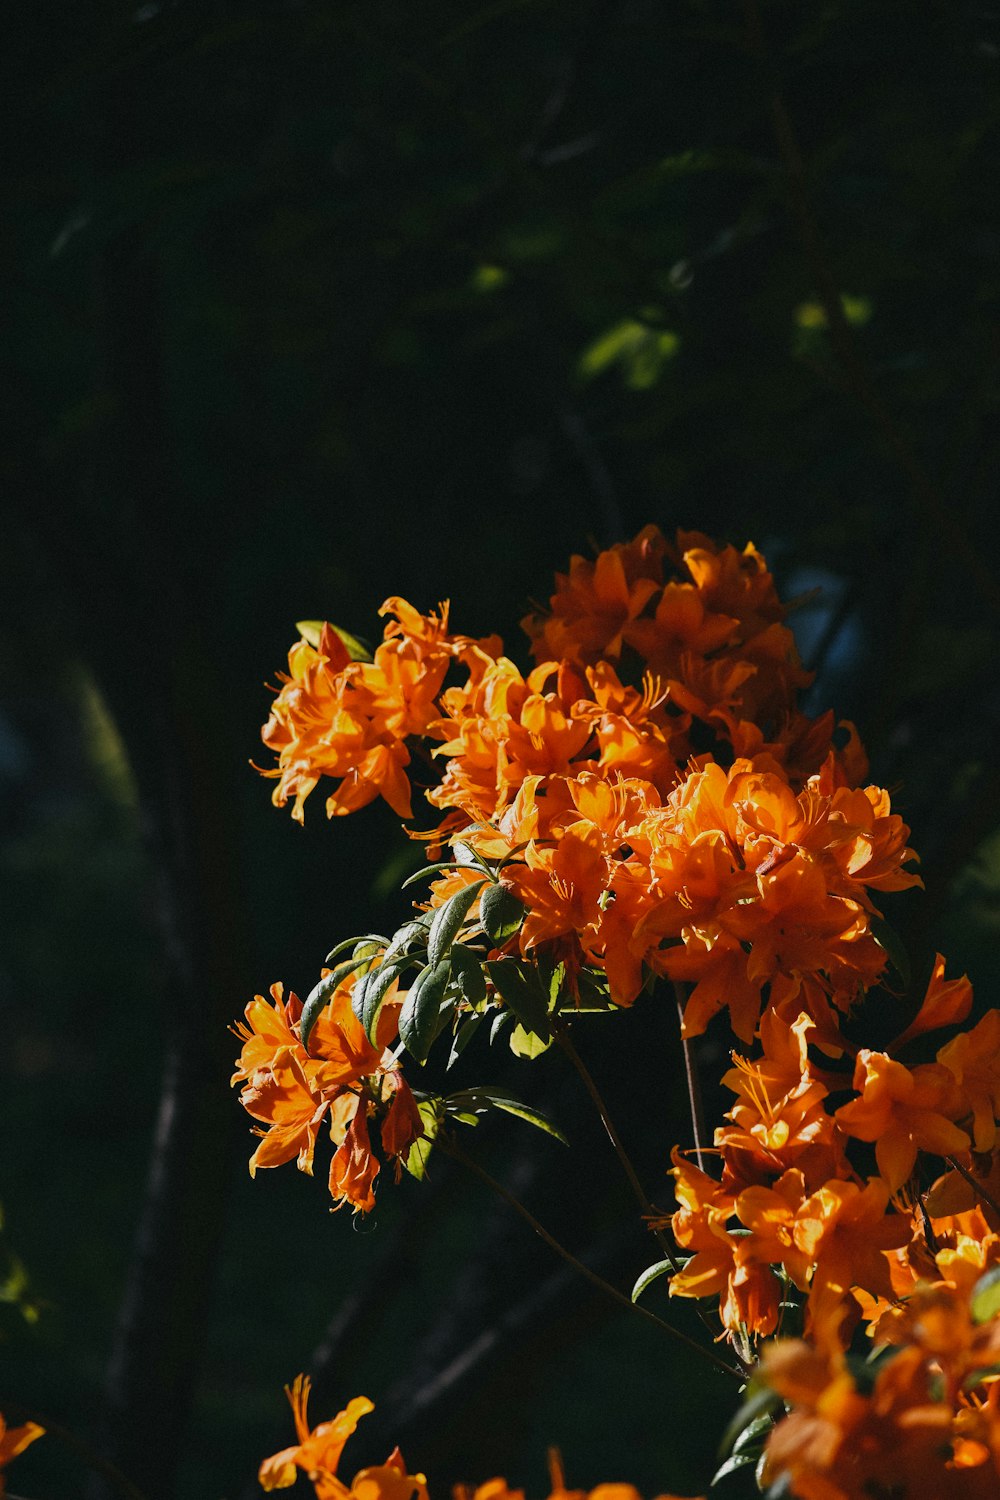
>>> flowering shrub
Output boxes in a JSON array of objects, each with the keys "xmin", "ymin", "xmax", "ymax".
[{"xmin": 240, "ymin": 525, "xmax": 1000, "ymax": 1499}]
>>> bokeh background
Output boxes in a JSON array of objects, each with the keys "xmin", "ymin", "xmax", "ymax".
[{"xmin": 4, "ymin": 2, "xmax": 1000, "ymax": 1497}]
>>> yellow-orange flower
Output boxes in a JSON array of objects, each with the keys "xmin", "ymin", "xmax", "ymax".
[
  {"xmin": 937, "ymin": 1008, "xmax": 1000, "ymax": 1154},
  {"xmin": 232, "ymin": 977, "xmax": 421, "ymax": 1212},
  {"xmin": 835, "ymin": 1051, "xmax": 970, "ymax": 1192},
  {"xmin": 260, "ymin": 1378, "xmax": 426, "ymax": 1500}
]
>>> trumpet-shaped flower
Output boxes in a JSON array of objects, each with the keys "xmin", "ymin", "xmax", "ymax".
[
  {"xmin": 259, "ymin": 1378, "xmax": 427, "ymax": 1500},
  {"xmin": 836, "ymin": 1051, "xmax": 970, "ymax": 1192}
]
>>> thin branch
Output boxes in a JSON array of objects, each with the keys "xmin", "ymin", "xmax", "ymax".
[
  {"xmin": 741, "ymin": 0, "xmax": 1000, "ymax": 622},
  {"xmin": 671, "ymin": 983, "xmax": 708, "ymax": 1171},
  {"xmin": 555, "ymin": 1026, "xmax": 681, "ymax": 1268},
  {"xmin": 945, "ymin": 1155, "xmax": 1000, "ymax": 1222},
  {"xmin": 435, "ymin": 1133, "xmax": 742, "ymax": 1380},
  {"xmin": 555, "ymin": 1020, "xmax": 731, "ymax": 1358}
]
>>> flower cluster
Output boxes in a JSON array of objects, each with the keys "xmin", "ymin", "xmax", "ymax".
[
  {"xmin": 232, "ymin": 979, "xmax": 423, "ymax": 1213},
  {"xmin": 251, "ymin": 525, "xmax": 998, "ymax": 1498},
  {"xmin": 757, "ymin": 1278, "xmax": 1000, "ymax": 1498},
  {"xmin": 259, "ymin": 1383, "xmax": 702, "ymax": 1500},
  {"xmin": 256, "ymin": 527, "xmax": 910, "ymax": 1044}
]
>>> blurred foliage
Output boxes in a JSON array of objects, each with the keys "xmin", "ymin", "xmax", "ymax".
[{"xmin": 3, "ymin": 1, "xmax": 1000, "ymax": 1498}]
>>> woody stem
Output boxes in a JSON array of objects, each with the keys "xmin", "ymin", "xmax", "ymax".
[
  {"xmin": 0, "ymin": 1401, "xmax": 149, "ymax": 1500},
  {"xmin": 555, "ymin": 1022, "xmax": 735, "ymax": 1360},
  {"xmin": 435, "ymin": 1132, "xmax": 743, "ymax": 1381},
  {"xmin": 555, "ymin": 1025, "xmax": 682, "ymax": 1269},
  {"xmin": 672, "ymin": 983, "xmax": 708, "ymax": 1171},
  {"xmin": 945, "ymin": 1155, "xmax": 1000, "ymax": 1221}
]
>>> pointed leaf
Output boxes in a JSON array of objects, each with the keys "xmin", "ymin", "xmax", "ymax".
[
  {"xmin": 487, "ymin": 959, "xmax": 551, "ymax": 1040},
  {"xmin": 631, "ymin": 1259, "xmax": 674, "ymax": 1304},
  {"xmin": 360, "ymin": 957, "xmax": 413, "ymax": 1041},
  {"xmin": 711, "ymin": 1452, "xmax": 758, "ymax": 1487},
  {"xmin": 326, "ymin": 954, "xmax": 372, "ymax": 988},
  {"xmin": 383, "ymin": 919, "xmax": 431, "ymax": 965},
  {"xmin": 490, "ymin": 1010, "xmax": 513, "ymax": 1045},
  {"xmin": 301, "ymin": 970, "xmax": 344, "ymax": 1053},
  {"xmin": 400, "ymin": 861, "xmax": 467, "ymax": 890},
  {"xmin": 403, "ymin": 1100, "xmax": 440, "ymax": 1180},
  {"xmin": 733, "ymin": 1415, "xmax": 774, "ymax": 1456},
  {"xmin": 450, "ymin": 942, "xmax": 488, "ymax": 1005},
  {"xmin": 509, "ymin": 1023, "xmax": 551, "ymax": 1059},
  {"xmin": 324, "ymin": 934, "xmax": 389, "ymax": 964},
  {"xmin": 452, "ymin": 840, "xmax": 495, "ymax": 877},
  {"xmin": 447, "ymin": 1088, "xmax": 567, "ymax": 1144},
  {"xmin": 479, "ymin": 883, "xmax": 526, "ymax": 943},
  {"xmin": 427, "ymin": 880, "xmax": 486, "ymax": 967},
  {"xmin": 972, "ymin": 1266, "xmax": 1000, "ymax": 1324},
  {"xmin": 296, "ymin": 620, "xmax": 372, "ymax": 660},
  {"xmin": 448, "ymin": 1012, "xmax": 485, "ymax": 1069},
  {"xmin": 399, "ymin": 960, "xmax": 451, "ymax": 1063},
  {"xmin": 719, "ymin": 1387, "xmax": 782, "ymax": 1460}
]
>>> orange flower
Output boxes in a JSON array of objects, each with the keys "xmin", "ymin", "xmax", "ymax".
[
  {"xmin": 794, "ymin": 1177, "xmax": 912, "ymax": 1318},
  {"xmin": 260, "ymin": 1378, "xmax": 426, "ymax": 1500},
  {"xmin": 891, "ymin": 953, "xmax": 974, "ymax": 1050},
  {"xmin": 718, "ymin": 1006, "xmax": 847, "ymax": 1189},
  {"xmin": 632, "ymin": 758, "xmax": 917, "ymax": 1040},
  {"xmin": 522, "ymin": 526, "xmax": 666, "ymax": 666},
  {"xmin": 0, "ymin": 1412, "xmax": 43, "ymax": 1498},
  {"xmin": 937, "ymin": 1008, "xmax": 1000, "ymax": 1153},
  {"xmin": 233, "ymin": 977, "xmax": 421, "ymax": 1212},
  {"xmin": 328, "ymin": 1103, "xmax": 381, "ymax": 1214},
  {"xmin": 260, "ymin": 601, "xmax": 472, "ymax": 823},
  {"xmin": 835, "ymin": 1051, "xmax": 970, "ymax": 1192}
]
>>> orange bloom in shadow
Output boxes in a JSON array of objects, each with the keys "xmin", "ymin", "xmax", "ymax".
[
  {"xmin": 260, "ymin": 1378, "xmax": 427, "ymax": 1500},
  {"xmin": 0, "ymin": 1412, "xmax": 44, "ymax": 1497}
]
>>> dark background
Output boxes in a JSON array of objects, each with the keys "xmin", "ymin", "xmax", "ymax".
[{"xmin": 3, "ymin": 2, "xmax": 1000, "ymax": 1497}]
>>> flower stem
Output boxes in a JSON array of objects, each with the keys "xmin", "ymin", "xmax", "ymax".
[
  {"xmin": 671, "ymin": 983, "xmax": 707, "ymax": 1172},
  {"xmin": 435, "ymin": 1132, "xmax": 742, "ymax": 1381},
  {"xmin": 945, "ymin": 1155, "xmax": 1000, "ymax": 1221},
  {"xmin": 555, "ymin": 1025, "xmax": 681, "ymax": 1268}
]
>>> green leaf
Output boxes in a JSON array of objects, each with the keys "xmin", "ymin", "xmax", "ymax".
[
  {"xmin": 718, "ymin": 1386, "xmax": 782, "ymax": 1461},
  {"xmin": 972, "ymin": 1265, "xmax": 1000, "ymax": 1324},
  {"xmin": 403, "ymin": 1100, "xmax": 440, "ymax": 1181},
  {"xmin": 631, "ymin": 1259, "xmax": 674, "ymax": 1304},
  {"xmin": 301, "ymin": 970, "xmax": 343, "ymax": 1053},
  {"xmin": 487, "ymin": 959, "xmax": 551, "ymax": 1040},
  {"xmin": 509, "ymin": 1023, "xmax": 551, "ymax": 1059},
  {"xmin": 447, "ymin": 1088, "xmax": 567, "ymax": 1144},
  {"xmin": 711, "ymin": 1451, "xmax": 758, "ymax": 1487},
  {"xmin": 324, "ymin": 934, "xmax": 389, "ymax": 964},
  {"xmin": 447, "ymin": 1012, "xmax": 484, "ymax": 1068},
  {"xmin": 296, "ymin": 619, "xmax": 372, "ymax": 660},
  {"xmin": 490, "ymin": 1010, "xmax": 513, "ymax": 1044},
  {"xmin": 449, "ymin": 943, "xmax": 488, "ymax": 1006},
  {"xmin": 427, "ymin": 880, "xmax": 486, "ymax": 967},
  {"xmin": 383, "ymin": 919, "xmax": 431, "ymax": 965},
  {"xmin": 871, "ymin": 915, "xmax": 912, "ymax": 991},
  {"xmin": 479, "ymin": 883, "xmax": 526, "ymax": 943},
  {"xmin": 399, "ymin": 959, "xmax": 451, "ymax": 1062},
  {"xmin": 360, "ymin": 957, "xmax": 413, "ymax": 1042},
  {"xmin": 733, "ymin": 1415, "xmax": 774, "ymax": 1456},
  {"xmin": 452, "ymin": 840, "xmax": 496, "ymax": 878},
  {"xmin": 325, "ymin": 953, "xmax": 372, "ymax": 988},
  {"xmin": 400, "ymin": 861, "xmax": 467, "ymax": 890}
]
